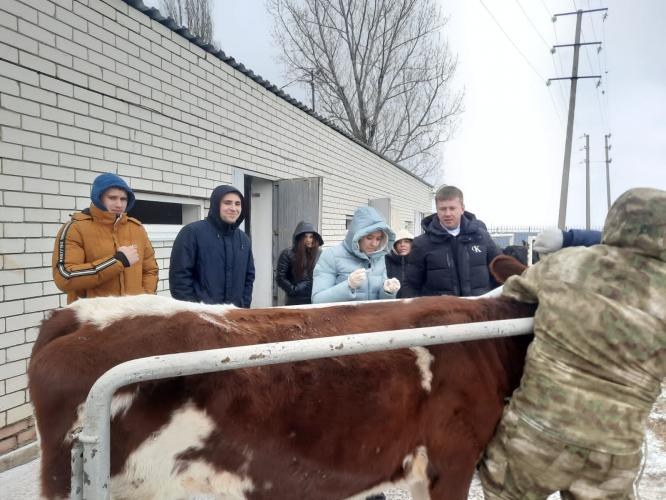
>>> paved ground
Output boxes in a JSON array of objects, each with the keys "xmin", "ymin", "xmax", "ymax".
[{"xmin": 2, "ymin": 390, "xmax": 664, "ymax": 499}]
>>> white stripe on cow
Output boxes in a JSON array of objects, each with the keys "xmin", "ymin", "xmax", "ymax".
[
  {"xmin": 68, "ymin": 294, "xmax": 237, "ymax": 329},
  {"xmin": 65, "ymin": 392, "xmax": 137, "ymax": 445},
  {"xmin": 410, "ymin": 347, "xmax": 434, "ymax": 392},
  {"xmin": 345, "ymin": 445, "xmax": 431, "ymax": 500},
  {"xmin": 110, "ymin": 403, "xmax": 255, "ymax": 500},
  {"xmin": 110, "ymin": 391, "xmax": 137, "ymax": 419},
  {"xmin": 64, "ymin": 404, "xmax": 84, "ymax": 444}
]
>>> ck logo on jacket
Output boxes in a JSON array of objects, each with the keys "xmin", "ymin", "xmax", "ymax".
[{"xmin": 471, "ymin": 245, "xmax": 482, "ymax": 253}]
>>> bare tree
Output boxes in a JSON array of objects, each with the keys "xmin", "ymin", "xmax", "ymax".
[
  {"xmin": 161, "ymin": 0, "xmax": 215, "ymax": 46},
  {"xmin": 268, "ymin": 0, "xmax": 463, "ymax": 181}
]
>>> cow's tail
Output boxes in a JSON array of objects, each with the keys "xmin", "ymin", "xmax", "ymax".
[
  {"xmin": 31, "ymin": 308, "xmax": 80, "ymax": 359},
  {"xmin": 29, "ymin": 308, "xmax": 82, "ymax": 500}
]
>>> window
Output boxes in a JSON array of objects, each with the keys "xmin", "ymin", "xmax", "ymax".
[
  {"xmin": 130, "ymin": 200, "xmax": 183, "ymax": 224},
  {"xmin": 345, "ymin": 215, "xmax": 353, "ymax": 230},
  {"xmin": 413, "ymin": 211, "xmax": 428, "ymax": 236},
  {"xmin": 128, "ymin": 193, "xmax": 204, "ymax": 241}
]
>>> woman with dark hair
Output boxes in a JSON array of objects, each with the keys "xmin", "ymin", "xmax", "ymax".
[{"xmin": 276, "ymin": 221, "xmax": 324, "ymax": 305}]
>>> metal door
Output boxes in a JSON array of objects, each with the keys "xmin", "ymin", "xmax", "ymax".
[{"xmin": 273, "ymin": 177, "xmax": 323, "ymax": 305}]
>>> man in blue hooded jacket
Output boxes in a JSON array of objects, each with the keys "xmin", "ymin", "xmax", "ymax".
[
  {"xmin": 404, "ymin": 185, "xmax": 501, "ymax": 297},
  {"xmin": 51, "ymin": 172, "xmax": 158, "ymax": 304},
  {"xmin": 169, "ymin": 185, "xmax": 255, "ymax": 307}
]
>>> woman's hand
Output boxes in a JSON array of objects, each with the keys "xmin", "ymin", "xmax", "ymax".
[
  {"xmin": 348, "ymin": 268, "xmax": 367, "ymax": 289},
  {"xmin": 383, "ymin": 278, "xmax": 401, "ymax": 294}
]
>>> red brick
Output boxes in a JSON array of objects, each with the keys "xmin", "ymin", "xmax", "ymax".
[
  {"xmin": 0, "ymin": 418, "xmax": 31, "ymax": 440},
  {"xmin": 0, "ymin": 436, "xmax": 18, "ymax": 454},
  {"xmin": 17, "ymin": 427, "xmax": 36, "ymax": 445}
]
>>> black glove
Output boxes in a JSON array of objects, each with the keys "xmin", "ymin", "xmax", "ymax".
[{"xmin": 293, "ymin": 279, "xmax": 313, "ymax": 297}]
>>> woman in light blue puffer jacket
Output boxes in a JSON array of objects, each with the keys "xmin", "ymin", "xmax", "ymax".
[{"xmin": 311, "ymin": 206, "xmax": 399, "ymax": 303}]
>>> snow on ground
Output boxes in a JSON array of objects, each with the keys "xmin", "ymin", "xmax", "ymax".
[
  {"xmin": 0, "ymin": 458, "xmax": 39, "ymax": 499},
  {"xmin": 2, "ymin": 390, "xmax": 664, "ymax": 499},
  {"xmin": 468, "ymin": 387, "xmax": 666, "ymax": 499}
]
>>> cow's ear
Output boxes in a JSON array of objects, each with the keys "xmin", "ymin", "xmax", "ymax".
[{"xmin": 489, "ymin": 255, "xmax": 527, "ymax": 284}]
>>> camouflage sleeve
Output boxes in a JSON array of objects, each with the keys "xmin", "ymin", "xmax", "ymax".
[{"xmin": 501, "ymin": 263, "xmax": 542, "ymax": 304}]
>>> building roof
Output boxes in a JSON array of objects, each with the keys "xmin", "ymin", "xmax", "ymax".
[{"xmin": 123, "ymin": 0, "xmax": 431, "ymax": 187}]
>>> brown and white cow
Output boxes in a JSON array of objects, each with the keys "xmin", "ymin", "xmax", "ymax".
[{"xmin": 29, "ymin": 256, "xmax": 533, "ymax": 500}]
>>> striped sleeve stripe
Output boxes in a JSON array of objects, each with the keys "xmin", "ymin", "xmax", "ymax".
[{"xmin": 56, "ymin": 221, "xmax": 120, "ymax": 280}]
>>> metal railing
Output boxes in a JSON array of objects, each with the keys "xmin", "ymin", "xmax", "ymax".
[{"xmin": 70, "ymin": 314, "xmax": 534, "ymax": 499}]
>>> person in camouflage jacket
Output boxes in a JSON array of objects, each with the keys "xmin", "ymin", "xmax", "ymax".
[{"xmin": 480, "ymin": 187, "xmax": 666, "ymax": 499}]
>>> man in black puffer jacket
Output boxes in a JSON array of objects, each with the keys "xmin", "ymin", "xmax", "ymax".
[
  {"xmin": 169, "ymin": 185, "xmax": 255, "ymax": 307},
  {"xmin": 403, "ymin": 185, "xmax": 501, "ymax": 298}
]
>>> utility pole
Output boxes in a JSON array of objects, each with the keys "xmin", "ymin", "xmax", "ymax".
[
  {"xmin": 604, "ymin": 134, "xmax": 612, "ymax": 210},
  {"xmin": 279, "ymin": 68, "xmax": 319, "ymax": 111},
  {"xmin": 583, "ymin": 134, "xmax": 590, "ymax": 229},
  {"xmin": 309, "ymin": 69, "xmax": 315, "ymax": 112},
  {"xmin": 549, "ymin": 7, "xmax": 607, "ymax": 229}
]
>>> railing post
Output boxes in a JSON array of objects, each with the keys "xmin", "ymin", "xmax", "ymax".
[{"xmin": 70, "ymin": 438, "xmax": 83, "ymax": 500}]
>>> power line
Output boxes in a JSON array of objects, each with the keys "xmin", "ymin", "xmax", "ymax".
[
  {"xmin": 514, "ymin": 0, "xmax": 550, "ymax": 50},
  {"xmin": 572, "ymin": 1, "xmax": 597, "ymax": 75},
  {"xmin": 514, "ymin": 0, "xmax": 568, "ymax": 113},
  {"xmin": 572, "ymin": 0, "xmax": 609, "ymax": 131},
  {"xmin": 584, "ymin": 2, "xmax": 611, "ymax": 135},
  {"xmin": 595, "ymin": 84, "xmax": 608, "ymax": 131},
  {"xmin": 538, "ymin": 0, "xmax": 551, "ymax": 18},
  {"xmin": 586, "ymin": 0, "xmax": 606, "ymax": 84},
  {"xmin": 549, "ymin": 91, "xmax": 565, "ymax": 128},
  {"xmin": 600, "ymin": 11, "xmax": 611, "ymax": 129},
  {"xmin": 478, "ymin": 0, "xmax": 546, "ymax": 82},
  {"xmin": 552, "ymin": 22, "xmax": 569, "ymax": 109},
  {"xmin": 478, "ymin": 0, "xmax": 564, "ymax": 126},
  {"xmin": 586, "ymin": 0, "xmax": 600, "ymax": 46},
  {"xmin": 583, "ymin": 2, "xmax": 610, "ymax": 132},
  {"xmin": 551, "ymin": 6, "xmax": 608, "ymax": 229}
]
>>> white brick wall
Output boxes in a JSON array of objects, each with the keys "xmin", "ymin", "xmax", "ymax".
[{"xmin": 0, "ymin": 0, "xmax": 433, "ymax": 445}]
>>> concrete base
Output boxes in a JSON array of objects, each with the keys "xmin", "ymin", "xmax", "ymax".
[{"xmin": 0, "ymin": 441, "xmax": 40, "ymax": 473}]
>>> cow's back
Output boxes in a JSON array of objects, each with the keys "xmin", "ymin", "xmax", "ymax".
[{"xmin": 29, "ymin": 294, "xmax": 534, "ymax": 500}]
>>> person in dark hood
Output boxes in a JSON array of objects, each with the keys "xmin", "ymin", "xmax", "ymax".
[
  {"xmin": 276, "ymin": 221, "xmax": 324, "ymax": 305},
  {"xmin": 385, "ymin": 228, "xmax": 414, "ymax": 299},
  {"xmin": 169, "ymin": 185, "xmax": 255, "ymax": 307},
  {"xmin": 403, "ymin": 185, "xmax": 501, "ymax": 298},
  {"xmin": 52, "ymin": 172, "xmax": 158, "ymax": 304}
]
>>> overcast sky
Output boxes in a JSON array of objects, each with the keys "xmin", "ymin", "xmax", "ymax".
[{"xmin": 147, "ymin": 0, "xmax": 665, "ymax": 228}]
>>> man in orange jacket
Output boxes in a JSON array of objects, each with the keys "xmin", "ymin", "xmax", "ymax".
[{"xmin": 52, "ymin": 172, "xmax": 158, "ymax": 304}]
